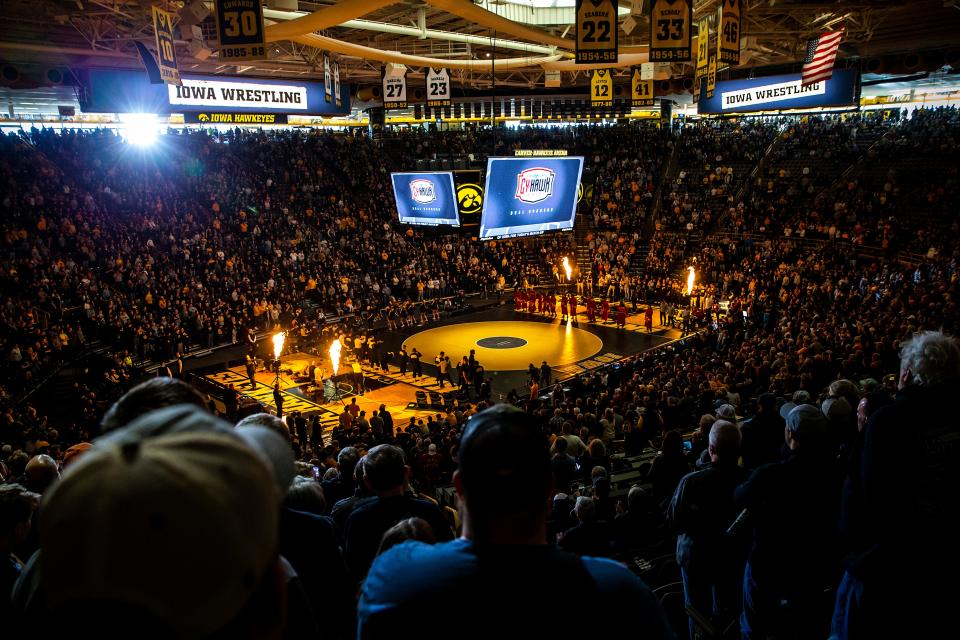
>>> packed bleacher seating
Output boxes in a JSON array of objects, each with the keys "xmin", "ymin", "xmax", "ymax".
[{"xmin": 2, "ymin": 108, "xmax": 959, "ymax": 639}]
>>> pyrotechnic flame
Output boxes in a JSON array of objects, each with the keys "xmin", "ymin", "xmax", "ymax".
[
  {"xmin": 329, "ymin": 339, "xmax": 342, "ymax": 375},
  {"xmin": 273, "ymin": 332, "xmax": 285, "ymax": 360},
  {"xmin": 686, "ymin": 267, "xmax": 695, "ymax": 297},
  {"xmin": 562, "ymin": 257, "xmax": 572, "ymax": 282}
]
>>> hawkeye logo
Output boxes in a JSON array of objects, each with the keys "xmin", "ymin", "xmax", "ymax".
[
  {"xmin": 198, "ymin": 114, "xmax": 210, "ymax": 122},
  {"xmin": 457, "ymin": 183, "xmax": 483, "ymax": 215},
  {"xmin": 515, "ymin": 167, "xmax": 555, "ymax": 204},
  {"xmin": 410, "ymin": 179, "xmax": 437, "ymax": 204}
]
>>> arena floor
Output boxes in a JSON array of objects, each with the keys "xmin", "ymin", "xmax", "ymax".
[{"xmin": 200, "ymin": 301, "xmax": 685, "ymax": 437}]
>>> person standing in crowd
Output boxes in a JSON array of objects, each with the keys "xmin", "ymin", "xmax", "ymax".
[
  {"xmin": 223, "ymin": 383, "xmax": 239, "ymax": 423},
  {"xmin": 668, "ymin": 421, "xmax": 749, "ymax": 638},
  {"xmin": 245, "ymin": 355, "xmax": 257, "ymax": 389},
  {"xmin": 273, "ymin": 383, "xmax": 284, "ymax": 420},
  {"xmin": 398, "ymin": 347, "xmax": 409, "ymax": 376},
  {"xmin": 736, "ymin": 404, "xmax": 840, "ymax": 640},
  {"xmin": 832, "ymin": 331, "xmax": 959, "ymax": 640},
  {"xmin": 539, "ymin": 361, "xmax": 552, "ymax": 388},
  {"xmin": 0, "ymin": 484, "xmax": 39, "ymax": 619},
  {"xmin": 358, "ymin": 405, "xmax": 674, "ymax": 639},
  {"xmin": 344, "ymin": 444, "xmax": 452, "ymax": 583},
  {"xmin": 410, "ymin": 348, "xmax": 423, "ymax": 379}
]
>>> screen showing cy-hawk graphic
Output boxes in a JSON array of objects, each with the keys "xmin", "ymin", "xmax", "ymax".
[
  {"xmin": 480, "ymin": 156, "xmax": 584, "ymax": 239},
  {"xmin": 390, "ymin": 172, "xmax": 460, "ymax": 227}
]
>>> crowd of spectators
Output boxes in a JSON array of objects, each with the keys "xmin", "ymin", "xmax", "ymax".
[{"xmin": 2, "ymin": 108, "xmax": 959, "ymax": 638}]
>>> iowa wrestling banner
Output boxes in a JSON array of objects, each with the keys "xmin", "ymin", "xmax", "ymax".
[
  {"xmin": 390, "ymin": 172, "xmax": 460, "ymax": 227},
  {"xmin": 697, "ymin": 69, "xmax": 859, "ymax": 113},
  {"xmin": 479, "ymin": 156, "xmax": 584, "ymax": 240}
]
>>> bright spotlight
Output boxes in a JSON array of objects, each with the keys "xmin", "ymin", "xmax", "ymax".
[{"xmin": 120, "ymin": 113, "xmax": 159, "ymax": 146}]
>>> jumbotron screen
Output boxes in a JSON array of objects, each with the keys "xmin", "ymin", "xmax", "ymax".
[
  {"xmin": 390, "ymin": 172, "xmax": 460, "ymax": 227},
  {"xmin": 479, "ymin": 156, "xmax": 584, "ymax": 240}
]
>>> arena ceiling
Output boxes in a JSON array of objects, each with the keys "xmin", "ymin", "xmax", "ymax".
[{"xmin": 0, "ymin": 1, "xmax": 957, "ymax": 95}]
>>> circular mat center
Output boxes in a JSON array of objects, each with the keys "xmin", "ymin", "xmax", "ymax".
[{"xmin": 476, "ymin": 336, "xmax": 528, "ymax": 349}]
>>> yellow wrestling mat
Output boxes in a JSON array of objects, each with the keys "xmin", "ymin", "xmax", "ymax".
[{"xmin": 403, "ymin": 321, "xmax": 603, "ymax": 371}]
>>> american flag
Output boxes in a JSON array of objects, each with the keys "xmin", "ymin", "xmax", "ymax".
[{"xmin": 802, "ymin": 30, "xmax": 844, "ymax": 86}]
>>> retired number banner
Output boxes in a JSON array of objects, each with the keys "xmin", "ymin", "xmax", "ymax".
[
  {"xmin": 631, "ymin": 68, "xmax": 654, "ymax": 107},
  {"xmin": 576, "ymin": 0, "xmax": 618, "ymax": 64},
  {"xmin": 694, "ymin": 15, "xmax": 710, "ymax": 101},
  {"xmin": 324, "ymin": 55, "xmax": 332, "ymax": 103},
  {"xmin": 382, "ymin": 68, "xmax": 407, "ymax": 109},
  {"xmin": 707, "ymin": 53, "xmax": 718, "ymax": 99},
  {"xmin": 214, "ymin": 0, "xmax": 266, "ymax": 61},
  {"xmin": 426, "ymin": 68, "xmax": 451, "ymax": 107},
  {"xmin": 718, "ymin": 0, "xmax": 742, "ymax": 66},
  {"xmin": 334, "ymin": 61, "xmax": 342, "ymax": 108},
  {"xmin": 590, "ymin": 69, "xmax": 614, "ymax": 107},
  {"xmin": 151, "ymin": 6, "xmax": 180, "ymax": 85},
  {"xmin": 650, "ymin": 0, "xmax": 692, "ymax": 62}
]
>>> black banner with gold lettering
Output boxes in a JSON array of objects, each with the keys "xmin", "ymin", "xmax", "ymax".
[
  {"xmin": 576, "ymin": 0, "xmax": 618, "ymax": 64},
  {"xmin": 214, "ymin": 0, "xmax": 266, "ymax": 61},
  {"xmin": 650, "ymin": 0, "xmax": 692, "ymax": 62},
  {"xmin": 185, "ymin": 112, "xmax": 288, "ymax": 124}
]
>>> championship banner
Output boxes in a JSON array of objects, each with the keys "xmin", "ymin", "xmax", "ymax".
[
  {"xmin": 575, "ymin": 0, "xmax": 618, "ymax": 64},
  {"xmin": 717, "ymin": 0, "xmax": 742, "ymax": 66},
  {"xmin": 426, "ymin": 67, "xmax": 451, "ymax": 107},
  {"xmin": 333, "ymin": 61, "xmax": 342, "ymax": 108},
  {"xmin": 323, "ymin": 55, "xmax": 332, "ymax": 103},
  {"xmin": 184, "ymin": 112, "xmax": 288, "ymax": 124},
  {"xmin": 382, "ymin": 68, "xmax": 407, "ymax": 109},
  {"xmin": 650, "ymin": 0, "xmax": 692, "ymax": 62},
  {"xmin": 590, "ymin": 69, "xmax": 614, "ymax": 107},
  {"xmin": 151, "ymin": 6, "xmax": 180, "ymax": 85},
  {"xmin": 706, "ymin": 53, "xmax": 717, "ymax": 99},
  {"xmin": 631, "ymin": 68, "xmax": 654, "ymax": 107},
  {"xmin": 213, "ymin": 0, "xmax": 266, "ymax": 61}
]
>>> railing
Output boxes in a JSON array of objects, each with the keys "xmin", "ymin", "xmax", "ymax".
[
  {"xmin": 648, "ymin": 137, "xmax": 680, "ymax": 237},
  {"xmin": 736, "ymin": 122, "xmax": 790, "ymax": 202}
]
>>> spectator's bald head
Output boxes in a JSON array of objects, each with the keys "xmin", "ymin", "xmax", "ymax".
[
  {"xmin": 708, "ymin": 420, "xmax": 741, "ymax": 462},
  {"xmin": 25, "ymin": 454, "xmax": 60, "ymax": 493}
]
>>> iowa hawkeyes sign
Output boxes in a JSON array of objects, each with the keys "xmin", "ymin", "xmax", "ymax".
[
  {"xmin": 576, "ymin": 0, "xmax": 618, "ymax": 64},
  {"xmin": 184, "ymin": 112, "xmax": 288, "ymax": 124}
]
